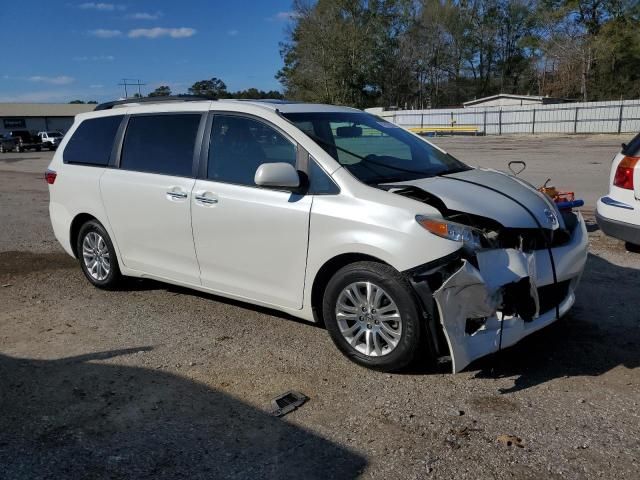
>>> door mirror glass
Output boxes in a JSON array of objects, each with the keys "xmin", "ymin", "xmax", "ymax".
[{"xmin": 254, "ymin": 162, "xmax": 300, "ymax": 189}]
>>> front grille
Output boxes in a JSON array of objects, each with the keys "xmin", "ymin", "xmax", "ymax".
[
  {"xmin": 537, "ymin": 280, "xmax": 571, "ymax": 314},
  {"xmin": 498, "ymin": 228, "xmax": 571, "ymax": 250}
]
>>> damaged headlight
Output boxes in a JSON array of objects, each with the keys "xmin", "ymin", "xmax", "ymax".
[{"xmin": 416, "ymin": 215, "xmax": 484, "ymax": 250}]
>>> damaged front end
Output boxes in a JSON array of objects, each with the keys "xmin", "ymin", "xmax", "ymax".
[{"xmin": 393, "ymin": 175, "xmax": 589, "ymax": 373}]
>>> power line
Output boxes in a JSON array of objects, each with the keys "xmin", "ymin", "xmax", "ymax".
[{"xmin": 117, "ymin": 78, "xmax": 146, "ymax": 98}]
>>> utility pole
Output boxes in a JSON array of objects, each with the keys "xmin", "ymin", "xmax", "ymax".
[{"xmin": 118, "ymin": 78, "xmax": 146, "ymax": 98}]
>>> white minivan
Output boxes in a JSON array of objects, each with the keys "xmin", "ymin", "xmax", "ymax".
[
  {"xmin": 47, "ymin": 98, "xmax": 588, "ymax": 372},
  {"xmin": 596, "ymin": 132, "xmax": 640, "ymax": 248}
]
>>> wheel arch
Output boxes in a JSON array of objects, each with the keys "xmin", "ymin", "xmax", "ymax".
[
  {"xmin": 69, "ymin": 213, "xmax": 99, "ymax": 258},
  {"xmin": 310, "ymin": 253, "xmax": 390, "ymax": 324}
]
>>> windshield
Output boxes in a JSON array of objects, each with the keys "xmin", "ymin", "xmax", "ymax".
[{"xmin": 282, "ymin": 111, "xmax": 469, "ymax": 184}]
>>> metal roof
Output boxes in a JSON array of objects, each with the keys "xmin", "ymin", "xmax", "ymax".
[
  {"xmin": 0, "ymin": 103, "xmax": 95, "ymax": 117},
  {"xmin": 463, "ymin": 94, "xmax": 569, "ymax": 107}
]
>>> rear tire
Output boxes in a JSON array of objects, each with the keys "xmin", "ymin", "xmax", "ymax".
[
  {"xmin": 76, "ymin": 220, "xmax": 122, "ymax": 289},
  {"xmin": 322, "ymin": 261, "xmax": 425, "ymax": 372}
]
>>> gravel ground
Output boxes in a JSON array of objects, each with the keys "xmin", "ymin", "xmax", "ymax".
[{"xmin": 1, "ymin": 137, "xmax": 639, "ymax": 479}]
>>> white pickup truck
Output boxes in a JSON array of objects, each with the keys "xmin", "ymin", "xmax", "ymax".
[{"xmin": 37, "ymin": 131, "xmax": 64, "ymax": 150}]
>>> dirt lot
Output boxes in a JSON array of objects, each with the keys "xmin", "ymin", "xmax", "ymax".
[{"xmin": 1, "ymin": 136, "xmax": 639, "ymax": 479}]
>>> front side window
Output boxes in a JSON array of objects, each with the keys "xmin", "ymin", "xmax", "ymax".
[
  {"xmin": 120, "ymin": 114, "xmax": 201, "ymax": 177},
  {"xmin": 208, "ymin": 115, "xmax": 297, "ymax": 186},
  {"xmin": 64, "ymin": 115, "xmax": 123, "ymax": 166},
  {"xmin": 308, "ymin": 159, "xmax": 339, "ymax": 194},
  {"xmin": 283, "ymin": 111, "xmax": 469, "ymax": 185}
]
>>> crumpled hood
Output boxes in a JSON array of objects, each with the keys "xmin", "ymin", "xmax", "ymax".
[{"xmin": 388, "ymin": 168, "xmax": 563, "ymax": 230}]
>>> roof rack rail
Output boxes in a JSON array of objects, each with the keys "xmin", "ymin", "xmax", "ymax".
[
  {"xmin": 94, "ymin": 95, "xmax": 213, "ymax": 111},
  {"xmin": 231, "ymin": 99, "xmax": 299, "ymax": 104}
]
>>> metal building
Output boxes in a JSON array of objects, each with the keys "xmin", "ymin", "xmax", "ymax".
[
  {"xmin": 0, "ymin": 103, "xmax": 95, "ymax": 136},
  {"xmin": 463, "ymin": 94, "xmax": 570, "ymax": 108}
]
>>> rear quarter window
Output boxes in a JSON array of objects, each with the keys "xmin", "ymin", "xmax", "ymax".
[
  {"xmin": 622, "ymin": 132, "xmax": 640, "ymax": 157},
  {"xmin": 64, "ymin": 115, "xmax": 123, "ymax": 166}
]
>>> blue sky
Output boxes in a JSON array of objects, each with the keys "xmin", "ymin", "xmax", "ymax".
[{"xmin": 0, "ymin": 1, "xmax": 297, "ymax": 103}]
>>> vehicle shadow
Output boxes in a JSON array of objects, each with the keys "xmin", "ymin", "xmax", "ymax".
[
  {"xmin": 123, "ymin": 277, "xmax": 326, "ymax": 329},
  {"xmin": 470, "ymin": 252, "xmax": 640, "ymax": 392},
  {"xmin": 0, "ymin": 349, "xmax": 366, "ymax": 479},
  {"xmin": 584, "ymin": 216, "xmax": 600, "ymax": 233}
]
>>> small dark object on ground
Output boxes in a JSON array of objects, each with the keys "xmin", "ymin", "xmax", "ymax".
[
  {"xmin": 496, "ymin": 434, "xmax": 524, "ymax": 448},
  {"xmin": 270, "ymin": 390, "xmax": 309, "ymax": 417}
]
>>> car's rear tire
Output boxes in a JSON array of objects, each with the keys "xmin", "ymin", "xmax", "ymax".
[
  {"xmin": 76, "ymin": 220, "xmax": 122, "ymax": 289},
  {"xmin": 322, "ymin": 261, "xmax": 425, "ymax": 372}
]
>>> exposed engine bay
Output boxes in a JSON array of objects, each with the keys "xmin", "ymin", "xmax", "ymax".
[{"xmin": 383, "ymin": 168, "xmax": 588, "ymax": 372}]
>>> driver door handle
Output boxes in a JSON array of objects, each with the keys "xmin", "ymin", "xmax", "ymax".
[
  {"xmin": 167, "ymin": 191, "xmax": 188, "ymax": 199},
  {"xmin": 195, "ymin": 192, "xmax": 218, "ymax": 205}
]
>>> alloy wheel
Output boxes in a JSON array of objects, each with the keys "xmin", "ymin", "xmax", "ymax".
[
  {"xmin": 335, "ymin": 281, "xmax": 402, "ymax": 357},
  {"xmin": 82, "ymin": 231, "xmax": 111, "ymax": 281}
]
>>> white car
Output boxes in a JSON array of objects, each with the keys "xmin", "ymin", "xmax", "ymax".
[
  {"xmin": 596, "ymin": 132, "xmax": 640, "ymax": 248},
  {"xmin": 38, "ymin": 131, "xmax": 64, "ymax": 150},
  {"xmin": 46, "ymin": 98, "xmax": 588, "ymax": 373}
]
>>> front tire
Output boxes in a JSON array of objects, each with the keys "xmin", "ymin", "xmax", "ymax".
[
  {"xmin": 76, "ymin": 220, "xmax": 122, "ymax": 289},
  {"xmin": 323, "ymin": 261, "xmax": 425, "ymax": 372},
  {"xmin": 625, "ymin": 242, "xmax": 640, "ymax": 253}
]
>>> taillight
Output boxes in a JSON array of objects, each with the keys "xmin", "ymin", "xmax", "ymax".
[
  {"xmin": 45, "ymin": 169, "xmax": 57, "ymax": 185},
  {"xmin": 613, "ymin": 156, "xmax": 639, "ymax": 190}
]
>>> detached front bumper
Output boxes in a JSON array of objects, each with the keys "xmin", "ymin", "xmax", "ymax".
[{"xmin": 420, "ymin": 212, "xmax": 588, "ymax": 373}]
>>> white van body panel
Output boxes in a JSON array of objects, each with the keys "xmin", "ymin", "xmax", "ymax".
[{"xmin": 47, "ymin": 99, "xmax": 589, "ymax": 371}]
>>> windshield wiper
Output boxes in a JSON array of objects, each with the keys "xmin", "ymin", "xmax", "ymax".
[{"xmin": 437, "ymin": 165, "xmax": 470, "ymax": 176}]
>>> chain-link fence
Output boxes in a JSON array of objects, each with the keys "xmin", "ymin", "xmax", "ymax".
[{"xmin": 382, "ymin": 100, "xmax": 640, "ymax": 135}]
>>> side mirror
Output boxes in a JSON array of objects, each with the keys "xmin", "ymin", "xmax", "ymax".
[{"xmin": 254, "ymin": 162, "xmax": 300, "ymax": 189}]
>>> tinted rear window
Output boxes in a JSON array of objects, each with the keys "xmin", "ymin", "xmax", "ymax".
[
  {"xmin": 622, "ymin": 132, "xmax": 640, "ymax": 157},
  {"xmin": 120, "ymin": 114, "xmax": 201, "ymax": 177},
  {"xmin": 64, "ymin": 116, "xmax": 123, "ymax": 166}
]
